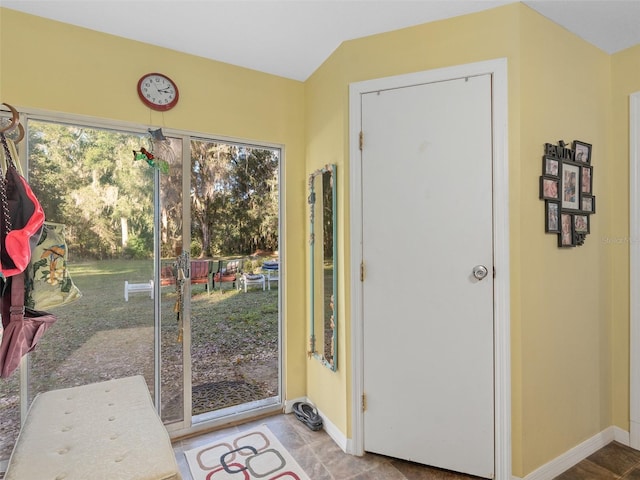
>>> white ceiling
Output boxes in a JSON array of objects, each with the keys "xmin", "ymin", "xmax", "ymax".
[{"xmin": 2, "ymin": 0, "xmax": 639, "ymax": 81}]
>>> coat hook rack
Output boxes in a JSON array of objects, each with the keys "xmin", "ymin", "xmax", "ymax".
[{"xmin": 0, "ymin": 102, "xmax": 25, "ymax": 143}]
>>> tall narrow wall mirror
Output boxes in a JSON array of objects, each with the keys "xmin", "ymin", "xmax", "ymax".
[{"xmin": 308, "ymin": 164, "xmax": 337, "ymax": 370}]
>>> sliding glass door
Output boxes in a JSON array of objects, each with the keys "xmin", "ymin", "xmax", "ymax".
[
  {"xmin": 23, "ymin": 120, "xmax": 188, "ymax": 422},
  {"xmin": 189, "ymin": 139, "xmax": 281, "ymax": 421},
  {"xmin": 0, "ymin": 114, "xmax": 282, "ymax": 463}
]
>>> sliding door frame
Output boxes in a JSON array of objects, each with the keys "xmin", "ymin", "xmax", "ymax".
[{"xmin": 9, "ymin": 106, "xmax": 284, "ymax": 438}]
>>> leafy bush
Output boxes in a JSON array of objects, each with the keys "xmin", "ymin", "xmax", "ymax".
[
  {"xmin": 190, "ymin": 238, "xmax": 203, "ymax": 258},
  {"xmin": 124, "ymin": 235, "xmax": 152, "ymax": 259},
  {"xmin": 242, "ymin": 258, "xmax": 266, "ymax": 274}
]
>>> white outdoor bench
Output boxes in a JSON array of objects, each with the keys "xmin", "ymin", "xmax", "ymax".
[
  {"xmin": 4, "ymin": 375, "xmax": 181, "ymax": 480},
  {"xmin": 262, "ymin": 261, "xmax": 279, "ymax": 290},
  {"xmin": 238, "ymin": 273, "xmax": 265, "ymax": 292},
  {"xmin": 124, "ymin": 279, "xmax": 154, "ymax": 301},
  {"xmin": 265, "ymin": 268, "xmax": 279, "ymax": 290}
]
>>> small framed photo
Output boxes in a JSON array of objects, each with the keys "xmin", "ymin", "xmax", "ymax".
[
  {"xmin": 545, "ymin": 201, "xmax": 560, "ymax": 233},
  {"xmin": 581, "ymin": 195, "xmax": 596, "ymax": 213},
  {"xmin": 561, "ymin": 162, "xmax": 581, "ymax": 210},
  {"xmin": 559, "ymin": 213, "xmax": 575, "ymax": 247},
  {"xmin": 540, "ymin": 176, "xmax": 560, "ymax": 200},
  {"xmin": 573, "ymin": 140, "xmax": 592, "ymax": 164},
  {"xmin": 543, "ymin": 156, "xmax": 560, "ymax": 177},
  {"xmin": 581, "ymin": 165, "xmax": 592, "ymax": 194},
  {"xmin": 574, "ymin": 214, "xmax": 589, "ymax": 234}
]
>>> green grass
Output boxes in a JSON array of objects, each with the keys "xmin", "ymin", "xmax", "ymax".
[
  {"xmin": 0, "ymin": 258, "xmax": 279, "ymax": 459},
  {"xmin": 190, "ymin": 286, "xmax": 278, "ymax": 356}
]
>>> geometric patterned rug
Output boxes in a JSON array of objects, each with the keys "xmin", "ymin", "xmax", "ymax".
[{"xmin": 184, "ymin": 424, "xmax": 311, "ymax": 480}]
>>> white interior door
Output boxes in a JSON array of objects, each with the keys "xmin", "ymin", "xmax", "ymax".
[{"xmin": 361, "ymin": 74, "xmax": 495, "ymax": 478}]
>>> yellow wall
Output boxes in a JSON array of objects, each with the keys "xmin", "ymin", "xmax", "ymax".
[
  {"xmin": 305, "ymin": 3, "xmax": 619, "ymax": 477},
  {"xmin": 518, "ymin": 6, "xmax": 612, "ymax": 474},
  {"xmin": 0, "ymin": 7, "xmax": 308, "ymax": 401},
  {"xmin": 611, "ymin": 44, "xmax": 640, "ymax": 430},
  {"xmin": 304, "ymin": 43, "xmax": 353, "ymax": 433}
]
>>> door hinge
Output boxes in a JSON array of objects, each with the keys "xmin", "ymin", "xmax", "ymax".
[
  {"xmin": 362, "ymin": 394, "xmax": 367, "ymax": 411},
  {"xmin": 359, "ymin": 131, "xmax": 364, "ymax": 151},
  {"xmin": 360, "ymin": 261, "xmax": 365, "ymax": 281},
  {"xmin": 493, "ymin": 267, "xmax": 496, "ymax": 278}
]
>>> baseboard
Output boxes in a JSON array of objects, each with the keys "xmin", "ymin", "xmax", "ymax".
[
  {"xmin": 515, "ymin": 426, "xmax": 623, "ymax": 480},
  {"xmin": 614, "ymin": 426, "xmax": 630, "ymax": 446},
  {"xmin": 314, "ymin": 405, "xmax": 351, "ymax": 454},
  {"xmin": 283, "ymin": 396, "xmax": 307, "ymax": 414}
]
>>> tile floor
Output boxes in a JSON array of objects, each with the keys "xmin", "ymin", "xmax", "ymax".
[
  {"xmin": 172, "ymin": 414, "xmax": 640, "ymax": 480},
  {"xmin": 173, "ymin": 413, "xmax": 480, "ymax": 479}
]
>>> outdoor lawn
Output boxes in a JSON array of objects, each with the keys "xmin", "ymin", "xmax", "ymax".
[{"xmin": 0, "ymin": 258, "xmax": 279, "ymax": 459}]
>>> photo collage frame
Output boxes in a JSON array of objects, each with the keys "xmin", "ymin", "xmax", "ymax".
[{"xmin": 539, "ymin": 140, "xmax": 595, "ymax": 247}]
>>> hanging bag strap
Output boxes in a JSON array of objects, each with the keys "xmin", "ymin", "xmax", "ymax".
[
  {"xmin": 0, "ymin": 134, "xmax": 13, "ymax": 238},
  {"xmin": 0, "ymin": 132, "xmax": 20, "ymax": 171},
  {"xmin": 1, "ymin": 272, "xmax": 24, "ymax": 329},
  {"xmin": 8, "ymin": 271, "xmax": 25, "ymax": 324}
]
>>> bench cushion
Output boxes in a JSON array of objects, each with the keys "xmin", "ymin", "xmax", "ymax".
[{"xmin": 5, "ymin": 375, "xmax": 181, "ymax": 480}]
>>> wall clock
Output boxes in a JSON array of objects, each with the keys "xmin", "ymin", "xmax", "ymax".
[{"xmin": 137, "ymin": 73, "xmax": 179, "ymax": 111}]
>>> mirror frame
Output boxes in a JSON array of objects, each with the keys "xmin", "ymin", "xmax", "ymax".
[{"xmin": 308, "ymin": 164, "xmax": 337, "ymax": 371}]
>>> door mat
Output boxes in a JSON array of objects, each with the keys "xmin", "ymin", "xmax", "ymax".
[
  {"xmin": 191, "ymin": 380, "xmax": 266, "ymax": 415},
  {"xmin": 184, "ymin": 424, "xmax": 310, "ymax": 480}
]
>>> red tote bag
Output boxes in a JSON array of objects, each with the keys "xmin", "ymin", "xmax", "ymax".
[{"xmin": 0, "ymin": 133, "xmax": 45, "ymax": 278}]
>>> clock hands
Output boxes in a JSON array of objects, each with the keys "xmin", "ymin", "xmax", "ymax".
[{"xmin": 147, "ymin": 81, "xmax": 172, "ymax": 95}]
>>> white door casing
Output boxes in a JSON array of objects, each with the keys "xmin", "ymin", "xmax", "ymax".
[
  {"xmin": 630, "ymin": 91, "xmax": 640, "ymax": 449},
  {"xmin": 349, "ymin": 58, "xmax": 511, "ymax": 479}
]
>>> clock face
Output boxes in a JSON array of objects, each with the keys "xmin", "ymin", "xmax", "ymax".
[{"xmin": 137, "ymin": 73, "xmax": 179, "ymax": 111}]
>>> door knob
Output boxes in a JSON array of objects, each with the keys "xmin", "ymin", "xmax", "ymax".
[{"xmin": 473, "ymin": 265, "xmax": 489, "ymax": 280}]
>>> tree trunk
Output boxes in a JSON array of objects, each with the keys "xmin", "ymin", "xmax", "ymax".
[
  {"xmin": 121, "ymin": 217, "xmax": 129, "ymax": 247},
  {"xmin": 201, "ymin": 223, "xmax": 211, "ymax": 257}
]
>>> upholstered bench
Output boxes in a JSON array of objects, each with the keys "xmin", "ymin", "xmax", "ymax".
[{"xmin": 5, "ymin": 375, "xmax": 181, "ymax": 480}]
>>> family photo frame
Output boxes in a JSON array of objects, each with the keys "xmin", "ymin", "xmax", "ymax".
[
  {"xmin": 545, "ymin": 201, "xmax": 560, "ymax": 233},
  {"xmin": 573, "ymin": 140, "xmax": 592, "ymax": 164},
  {"xmin": 581, "ymin": 195, "xmax": 595, "ymax": 213},
  {"xmin": 540, "ymin": 176, "xmax": 560, "ymax": 200},
  {"xmin": 561, "ymin": 162, "xmax": 580, "ymax": 211},
  {"xmin": 543, "ymin": 156, "xmax": 560, "ymax": 177},
  {"xmin": 540, "ymin": 140, "xmax": 595, "ymax": 247}
]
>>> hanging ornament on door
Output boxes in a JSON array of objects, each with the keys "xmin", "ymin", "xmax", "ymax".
[
  {"xmin": 132, "ymin": 128, "xmax": 175, "ymax": 174},
  {"xmin": 133, "ymin": 145, "xmax": 169, "ymax": 174},
  {"xmin": 147, "ymin": 128, "xmax": 176, "ymax": 166},
  {"xmin": 173, "ymin": 252, "xmax": 188, "ymax": 343}
]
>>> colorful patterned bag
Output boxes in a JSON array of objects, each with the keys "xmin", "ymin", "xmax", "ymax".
[{"xmin": 26, "ymin": 222, "xmax": 81, "ymax": 310}]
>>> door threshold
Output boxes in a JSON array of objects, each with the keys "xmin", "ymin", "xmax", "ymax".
[{"xmin": 170, "ymin": 396, "xmax": 282, "ymax": 440}]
